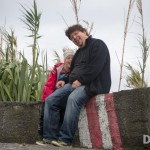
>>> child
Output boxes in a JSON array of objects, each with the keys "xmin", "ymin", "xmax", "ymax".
[{"xmin": 37, "ymin": 49, "xmax": 74, "ymax": 144}]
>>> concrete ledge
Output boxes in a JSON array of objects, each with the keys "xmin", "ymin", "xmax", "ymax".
[
  {"xmin": 77, "ymin": 88, "xmax": 150, "ymax": 150},
  {"xmin": 0, "ymin": 143, "xmax": 97, "ymax": 150},
  {"xmin": 0, "ymin": 102, "xmax": 40, "ymax": 144},
  {"xmin": 0, "ymin": 88, "xmax": 150, "ymax": 150}
]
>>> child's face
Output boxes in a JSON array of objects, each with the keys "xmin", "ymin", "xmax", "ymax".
[{"xmin": 64, "ymin": 55, "xmax": 74, "ymax": 69}]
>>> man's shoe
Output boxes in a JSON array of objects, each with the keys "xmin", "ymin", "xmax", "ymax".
[{"xmin": 51, "ymin": 140, "xmax": 71, "ymax": 147}]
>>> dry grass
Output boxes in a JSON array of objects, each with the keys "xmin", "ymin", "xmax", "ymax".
[
  {"xmin": 118, "ymin": 0, "xmax": 135, "ymax": 91},
  {"xmin": 125, "ymin": 0, "xmax": 149, "ymax": 88}
]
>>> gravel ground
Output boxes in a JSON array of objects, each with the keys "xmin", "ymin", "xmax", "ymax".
[{"xmin": 0, "ymin": 143, "xmax": 99, "ymax": 150}]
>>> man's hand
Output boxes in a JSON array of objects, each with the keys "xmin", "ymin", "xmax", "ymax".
[
  {"xmin": 72, "ymin": 80, "xmax": 81, "ymax": 88},
  {"xmin": 56, "ymin": 81, "xmax": 65, "ymax": 89}
]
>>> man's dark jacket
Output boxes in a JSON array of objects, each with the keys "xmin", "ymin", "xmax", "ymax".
[{"xmin": 69, "ymin": 36, "xmax": 111, "ymax": 97}]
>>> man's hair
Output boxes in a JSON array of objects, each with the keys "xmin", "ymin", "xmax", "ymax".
[{"xmin": 65, "ymin": 24, "xmax": 88, "ymax": 39}]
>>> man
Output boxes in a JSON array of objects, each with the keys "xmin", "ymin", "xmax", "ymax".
[{"xmin": 42, "ymin": 24, "xmax": 111, "ymax": 147}]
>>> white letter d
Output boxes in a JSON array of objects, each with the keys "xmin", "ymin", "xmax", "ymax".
[{"xmin": 143, "ymin": 135, "xmax": 150, "ymax": 144}]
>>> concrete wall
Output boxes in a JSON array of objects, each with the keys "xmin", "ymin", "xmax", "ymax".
[
  {"xmin": 0, "ymin": 88, "xmax": 150, "ymax": 150},
  {"xmin": 76, "ymin": 88, "xmax": 150, "ymax": 150},
  {"xmin": 0, "ymin": 102, "xmax": 40, "ymax": 144}
]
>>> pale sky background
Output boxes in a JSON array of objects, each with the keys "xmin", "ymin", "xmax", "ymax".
[{"xmin": 0, "ymin": 0, "xmax": 150, "ymax": 93}]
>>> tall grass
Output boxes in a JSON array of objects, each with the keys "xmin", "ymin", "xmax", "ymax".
[
  {"xmin": 62, "ymin": 0, "xmax": 94, "ymax": 35},
  {"xmin": 125, "ymin": 0, "xmax": 149, "ymax": 88},
  {"xmin": 0, "ymin": 0, "xmax": 49, "ymax": 102},
  {"xmin": 0, "ymin": 28, "xmax": 18, "ymax": 62},
  {"xmin": 118, "ymin": 0, "xmax": 135, "ymax": 91},
  {"xmin": 136, "ymin": 0, "xmax": 149, "ymax": 87},
  {"xmin": 125, "ymin": 63, "xmax": 148, "ymax": 88}
]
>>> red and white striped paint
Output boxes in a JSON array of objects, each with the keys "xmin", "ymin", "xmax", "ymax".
[{"xmin": 78, "ymin": 93, "xmax": 122, "ymax": 150}]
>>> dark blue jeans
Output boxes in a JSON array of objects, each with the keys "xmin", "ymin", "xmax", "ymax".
[{"xmin": 43, "ymin": 83, "xmax": 89, "ymax": 144}]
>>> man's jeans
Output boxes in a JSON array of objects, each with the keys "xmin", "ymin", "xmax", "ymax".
[{"xmin": 43, "ymin": 83, "xmax": 89, "ymax": 144}]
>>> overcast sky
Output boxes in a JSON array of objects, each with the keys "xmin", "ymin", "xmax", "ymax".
[{"xmin": 0, "ymin": 0, "xmax": 150, "ymax": 92}]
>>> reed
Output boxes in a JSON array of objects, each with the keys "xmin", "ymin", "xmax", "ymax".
[
  {"xmin": 118, "ymin": 0, "xmax": 135, "ymax": 91},
  {"xmin": 125, "ymin": 0, "xmax": 149, "ymax": 88},
  {"xmin": 0, "ymin": 0, "xmax": 49, "ymax": 102}
]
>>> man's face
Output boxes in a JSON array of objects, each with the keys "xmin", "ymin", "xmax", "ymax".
[{"xmin": 70, "ymin": 31, "xmax": 88, "ymax": 48}]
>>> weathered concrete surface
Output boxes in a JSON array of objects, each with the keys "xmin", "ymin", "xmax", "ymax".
[
  {"xmin": 0, "ymin": 143, "xmax": 148, "ymax": 150},
  {"xmin": 0, "ymin": 143, "xmax": 99, "ymax": 150},
  {"xmin": 0, "ymin": 87, "xmax": 150, "ymax": 150},
  {"xmin": 77, "ymin": 88, "xmax": 150, "ymax": 150},
  {"xmin": 114, "ymin": 87, "xmax": 150, "ymax": 149},
  {"xmin": 0, "ymin": 102, "xmax": 40, "ymax": 144}
]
